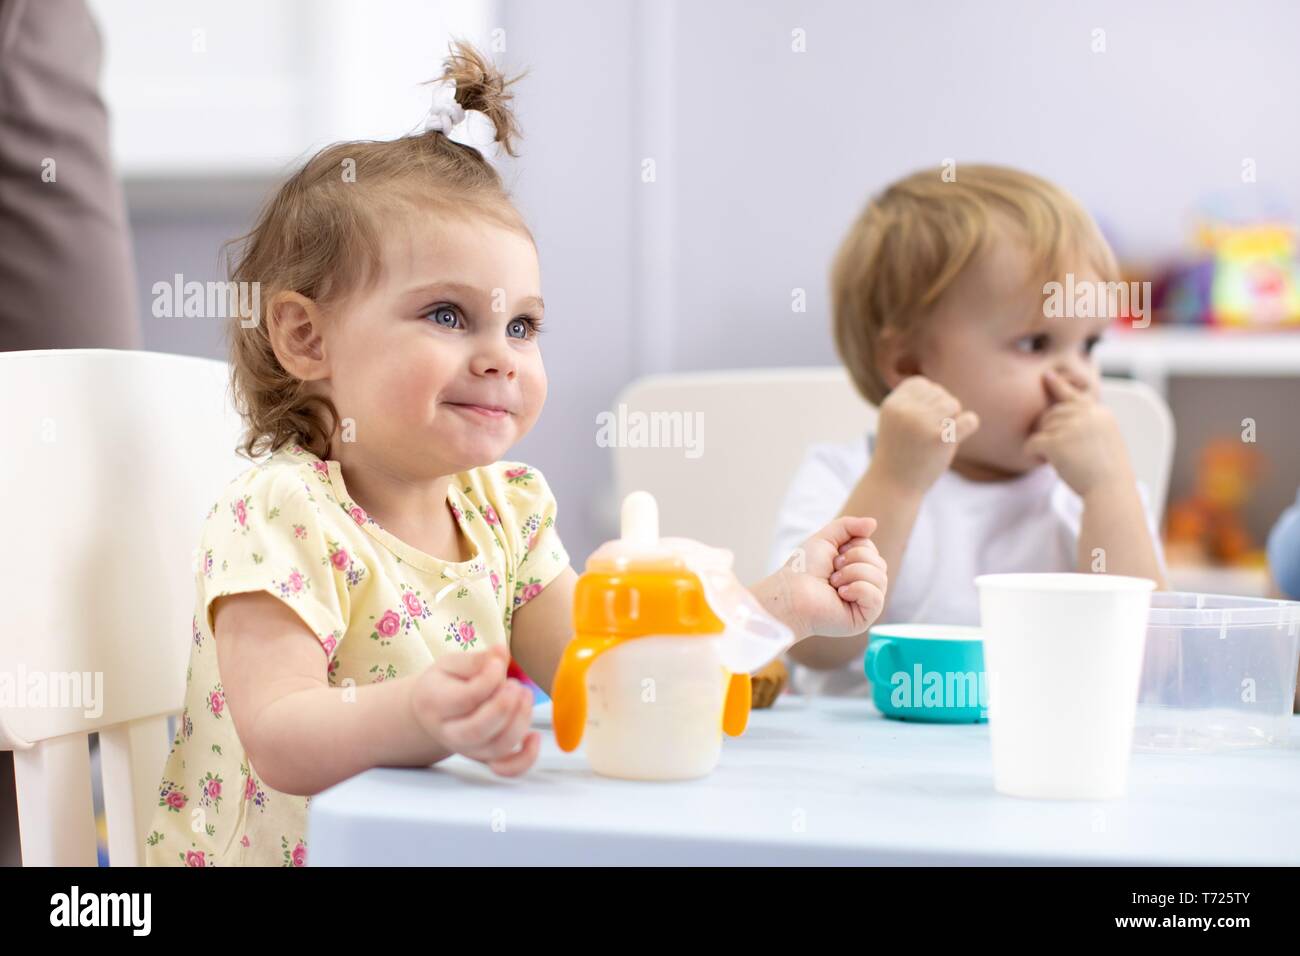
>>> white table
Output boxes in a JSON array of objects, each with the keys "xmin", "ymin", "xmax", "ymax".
[{"xmin": 308, "ymin": 697, "xmax": 1300, "ymax": 865}]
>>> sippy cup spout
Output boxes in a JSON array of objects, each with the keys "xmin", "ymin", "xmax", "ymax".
[{"xmin": 621, "ymin": 490, "xmax": 660, "ymax": 546}]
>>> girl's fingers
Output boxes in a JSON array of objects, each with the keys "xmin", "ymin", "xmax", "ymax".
[
  {"xmin": 473, "ymin": 683, "xmax": 536, "ymax": 760},
  {"xmin": 437, "ymin": 642, "xmax": 508, "ymax": 679},
  {"xmin": 488, "ymin": 731, "xmax": 541, "ymax": 778},
  {"xmin": 442, "ymin": 678, "xmax": 524, "ymax": 748},
  {"xmin": 428, "ymin": 655, "xmax": 508, "ymax": 719}
]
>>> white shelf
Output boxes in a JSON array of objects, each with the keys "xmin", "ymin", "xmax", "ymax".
[{"xmin": 1096, "ymin": 327, "xmax": 1300, "ymax": 381}]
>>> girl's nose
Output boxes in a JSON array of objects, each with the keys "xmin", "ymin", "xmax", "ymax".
[{"xmin": 469, "ymin": 339, "xmax": 517, "ymax": 379}]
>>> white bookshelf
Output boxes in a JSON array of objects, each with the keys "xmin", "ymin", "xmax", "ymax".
[{"xmin": 1096, "ymin": 327, "xmax": 1300, "ymax": 394}]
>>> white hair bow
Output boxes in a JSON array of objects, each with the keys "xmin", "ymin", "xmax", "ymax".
[{"xmin": 423, "ymin": 78, "xmax": 499, "ymax": 158}]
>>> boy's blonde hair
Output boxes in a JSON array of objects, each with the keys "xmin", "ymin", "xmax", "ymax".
[
  {"xmin": 223, "ymin": 42, "xmax": 526, "ymax": 462},
  {"xmin": 831, "ymin": 164, "xmax": 1118, "ymax": 406}
]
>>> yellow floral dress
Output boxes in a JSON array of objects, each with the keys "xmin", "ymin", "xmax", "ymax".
[{"xmin": 144, "ymin": 443, "xmax": 569, "ymax": 866}]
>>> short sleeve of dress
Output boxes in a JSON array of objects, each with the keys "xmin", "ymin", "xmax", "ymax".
[
  {"xmin": 480, "ymin": 462, "xmax": 570, "ymax": 620},
  {"xmin": 197, "ymin": 464, "xmax": 351, "ymax": 654}
]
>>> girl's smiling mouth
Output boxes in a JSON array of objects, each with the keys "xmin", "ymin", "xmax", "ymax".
[{"xmin": 445, "ymin": 401, "xmax": 511, "ymax": 419}]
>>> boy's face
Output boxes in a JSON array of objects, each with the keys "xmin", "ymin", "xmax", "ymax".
[
  {"xmin": 320, "ymin": 212, "xmax": 547, "ymax": 476},
  {"xmin": 912, "ymin": 231, "xmax": 1111, "ymax": 480}
]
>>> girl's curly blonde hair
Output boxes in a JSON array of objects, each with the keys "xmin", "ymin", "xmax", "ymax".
[{"xmin": 222, "ymin": 41, "xmax": 527, "ymax": 462}]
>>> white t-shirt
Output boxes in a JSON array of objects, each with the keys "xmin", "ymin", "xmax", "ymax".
[{"xmin": 768, "ymin": 433, "xmax": 1165, "ymax": 697}]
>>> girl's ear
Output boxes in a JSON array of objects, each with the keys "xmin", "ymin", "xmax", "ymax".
[
  {"xmin": 267, "ymin": 292, "xmax": 329, "ymax": 381},
  {"xmin": 876, "ymin": 326, "xmax": 923, "ymax": 390}
]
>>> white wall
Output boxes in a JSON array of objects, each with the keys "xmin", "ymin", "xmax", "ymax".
[
  {"xmin": 110, "ymin": 0, "xmax": 1300, "ymax": 562},
  {"xmin": 656, "ymin": 0, "xmax": 1300, "ymax": 372}
]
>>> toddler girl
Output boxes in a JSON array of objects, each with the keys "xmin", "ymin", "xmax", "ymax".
[{"xmin": 146, "ymin": 43, "xmax": 887, "ymax": 866}]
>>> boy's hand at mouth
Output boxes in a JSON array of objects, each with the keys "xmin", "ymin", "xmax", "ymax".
[
  {"xmin": 1024, "ymin": 369, "xmax": 1131, "ymax": 497},
  {"xmin": 874, "ymin": 375, "xmax": 980, "ymax": 492},
  {"xmin": 756, "ymin": 515, "xmax": 887, "ymax": 641}
]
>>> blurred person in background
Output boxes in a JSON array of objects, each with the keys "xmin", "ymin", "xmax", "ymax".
[{"xmin": 0, "ymin": 0, "xmax": 142, "ymax": 865}]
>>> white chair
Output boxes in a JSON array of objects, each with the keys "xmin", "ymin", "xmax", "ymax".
[
  {"xmin": 0, "ymin": 349, "xmax": 248, "ymax": 866},
  {"xmin": 612, "ymin": 368, "xmax": 1174, "ymax": 585}
]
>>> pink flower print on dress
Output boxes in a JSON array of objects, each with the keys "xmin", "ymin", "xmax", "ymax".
[
  {"xmin": 444, "ymin": 616, "xmax": 478, "ymax": 650},
  {"xmin": 184, "ymin": 850, "xmax": 207, "ymax": 867},
  {"xmin": 514, "ymin": 576, "xmax": 544, "ymax": 608},
  {"xmin": 325, "ymin": 540, "xmax": 366, "ymax": 588},
  {"xmin": 242, "ymin": 762, "xmax": 270, "ymax": 812},
  {"xmin": 231, "ymin": 494, "xmax": 253, "ymax": 534},
  {"xmin": 240, "ymin": 835, "xmax": 251, "ymax": 848},
  {"xmin": 293, "ymin": 523, "xmax": 307, "ymax": 539},
  {"xmin": 504, "ymin": 466, "xmax": 533, "ymax": 484},
  {"xmin": 199, "ymin": 771, "xmax": 224, "ymax": 811},
  {"xmin": 321, "ymin": 631, "xmax": 339, "ymax": 657},
  {"xmin": 208, "ymin": 684, "xmax": 225, "ymax": 719},
  {"xmin": 312, "ymin": 461, "xmax": 330, "ymax": 481},
  {"xmin": 490, "ymin": 569, "xmax": 501, "ymax": 595},
  {"xmin": 403, "ymin": 591, "xmax": 423, "ymax": 617},
  {"xmin": 370, "ymin": 608, "xmax": 401, "ymax": 646},
  {"xmin": 349, "ymin": 505, "xmax": 368, "ymax": 526},
  {"xmin": 482, "ymin": 504, "xmax": 499, "ymax": 525},
  {"xmin": 282, "ymin": 836, "xmax": 308, "ymax": 867},
  {"xmin": 159, "ymin": 779, "xmax": 188, "ymax": 812},
  {"xmin": 272, "ymin": 566, "xmax": 312, "ymax": 599}
]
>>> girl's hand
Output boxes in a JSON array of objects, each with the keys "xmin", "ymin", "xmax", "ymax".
[
  {"xmin": 410, "ymin": 643, "xmax": 540, "ymax": 777},
  {"xmin": 761, "ymin": 515, "xmax": 887, "ymax": 641},
  {"xmin": 1024, "ymin": 370, "xmax": 1131, "ymax": 498}
]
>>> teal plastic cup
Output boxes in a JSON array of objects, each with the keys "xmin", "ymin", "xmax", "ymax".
[{"xmin": 864, "ymin": 624, "xmax": 987, "ymax": 722}]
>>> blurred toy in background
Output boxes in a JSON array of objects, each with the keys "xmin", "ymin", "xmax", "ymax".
[
  {"xmin": 1145, "ymin": 220, "xmax": 1300, "ymax": 329},
  {"xmin": 1166, "ymin": 438, "xmax": 1269, "ymax": 567}
]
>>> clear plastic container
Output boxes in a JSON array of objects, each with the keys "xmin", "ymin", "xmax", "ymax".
[{"xmin": 1134, "ymin": 592, "xmax": 1300, "ymax": 752}]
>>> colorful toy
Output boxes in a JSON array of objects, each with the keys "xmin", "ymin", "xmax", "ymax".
[{"xmin": 1165, "ymin": 438, "xmax": 1268, "ymax": 566}]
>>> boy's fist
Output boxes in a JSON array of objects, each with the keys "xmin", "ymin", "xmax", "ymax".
[
  {"xmin": 874, "ymin": 376, "xmax": 980, "ymax": 491},
  {"xmin": 1024, "ymin": 370, "xmax": 1131, "ymax": 497},
  {"xmin": 410, "ymin": 643, "xmax": 540, "ymax": 777}
]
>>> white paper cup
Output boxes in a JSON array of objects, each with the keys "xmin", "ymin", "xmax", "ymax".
[{"xmin": 975, "ymin": 573, "xmax": 1156, "ymax": 800}]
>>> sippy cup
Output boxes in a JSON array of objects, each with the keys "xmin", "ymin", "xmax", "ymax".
[{"xmin": 552, "ymin": 491, "xmax": 794, "ymax": 780}]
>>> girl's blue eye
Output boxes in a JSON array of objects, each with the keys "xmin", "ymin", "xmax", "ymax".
[
  {"xmin": 1015, "ymin": 333, "xmax": 1050, "ymax": 354},
  {"xmin": 428, "ymin": 305, "xmax": 461, "ymax": 328},
  {"xmin": 507, "ymin": 316, "xmax": 540, "ymax": 340}
]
